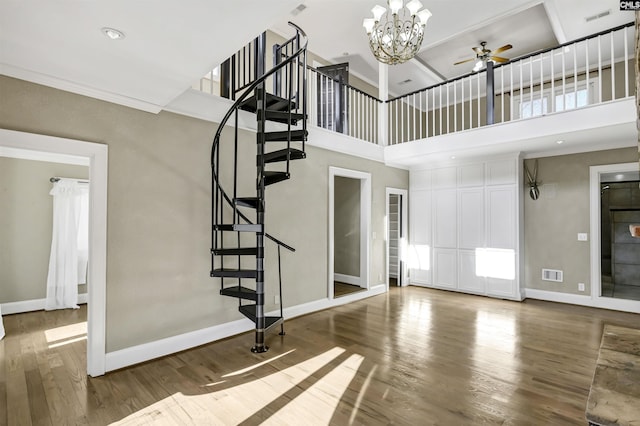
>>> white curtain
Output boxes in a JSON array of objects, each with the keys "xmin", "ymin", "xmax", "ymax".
[{"xmin": 45, "ymin": 179, "xmax": 89, "ymax": 310}]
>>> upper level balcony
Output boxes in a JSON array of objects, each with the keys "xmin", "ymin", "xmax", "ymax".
[{"xmin": 172, "ymin": 22, "xmax": 637, "ymax": 167}]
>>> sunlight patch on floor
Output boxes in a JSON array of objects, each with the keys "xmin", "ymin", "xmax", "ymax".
[
  {"xmin": 45, "ymin": 321, "xmax": 87, "ymax": 348},
  {"xmin": 263, "ymin": 353, "xmax": 364, "ymax": 425},
  {"xmin": 222, "ymin": 348, "xmax": 296, "ymax": 378},
  {"xmin": 111, "ymin": 347, "xmax": 350, "ymax": 425}
]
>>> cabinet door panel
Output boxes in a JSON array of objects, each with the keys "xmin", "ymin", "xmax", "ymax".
[
  {"xmin": 434, "ymin": 248, "xmax": 457, "ymax": 289},
  {"xmin": 410, "ymin": 190, "xmax": 431, "ymax": 244},
  {"xmin": 433, "ymin": 167, "xmax": 457, "ymax": 189},
  {"xmin": 486, "ymin": 159, "xmax": 516, "ymax": 185},
  {"xmin": 434, "ymin": 190, "xmax": 457, "ymax": 248},
  {"xmin": 459, "ymin": 189, "xmax": 484, "ymax": 249},
  {"xmin": 458, "ymin": 250, "xmax": 485, "ymax": 294},
  {"xmin": 458, "ymin": 163, "xmax": 484, "ymax": 187},
  {"xmin": 487, "ymin": 187, "xmax": 515, "ymax": 249},
  {"xmin": 486, "ymin": 277, "xmax": 516, "ymax": 298}
]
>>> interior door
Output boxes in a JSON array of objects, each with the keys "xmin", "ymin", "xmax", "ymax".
[{"xmin": 317, "ymin": 63, "xmax": 349, "ymax": 134}]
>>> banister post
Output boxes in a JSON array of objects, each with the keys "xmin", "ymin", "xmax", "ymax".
[{"xmin": 378, "ymin": 62, "xmax": 389, "ymax": 146}]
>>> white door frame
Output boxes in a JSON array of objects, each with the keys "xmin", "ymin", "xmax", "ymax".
[
  {"xmin": 386, "ymin": 188, "xmax": 408, "ymax": 289},
  {"xmin": 589, "ymin": 161, "xmax": 640, "ymax": 313},
  {"xmin": 0, "ymin": 129, "xmax": 108, "ymax": 376},
  {"xmin": 328, "ymin": 167, "xmax": 371, "ymax": 299}
]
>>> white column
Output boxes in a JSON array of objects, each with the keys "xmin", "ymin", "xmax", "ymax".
[{"xmin": 378, "ymin": 62, "xmax": 389, "ymax": 146}]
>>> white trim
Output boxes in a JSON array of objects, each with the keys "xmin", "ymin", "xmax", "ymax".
[
  {"xmin": 525, "ymin": 288, "xmax": 592, "ymax": 305},
  {"xmin": 386, "ymin": 187, "xmax": 409, "ymax": 289},
  {"xmin": 334, "ymin": 273, "xmax": 361, "ymax": 287},
  {"xmin": 0, "ymin": 129, "xmax": 108, "ymax": 377},
  {"xmin": 1, "ymin": 294, "xmax": 88, "ymax": 315},
  {"xmin": 328, "ymin": 167, "xmax": 372, "ymax": 300},
  {"xmin": 589, "ymin": 162, "xmax": 640, "ymax": 313},
  {"xmin": 105, "ymin": 284, "xmax": 386, "ymax": 372},
  {"xmin": 0, "ymin": 146, "xmax": 89, "ymax": 166},
  {"xmin": 0, "ymin": 63, "xmax": 163, "ymax": 114},
  {"xmin": 525, "ymin": 288, "xmax": 640, "ymax": 313}
]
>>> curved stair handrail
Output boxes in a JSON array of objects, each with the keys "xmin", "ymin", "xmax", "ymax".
[
  {"xmin": 211, "ymin": 22, "xmax": 307, "ymax": 252},
  {"xmin": 210, "ymin": 22, "xmax": 308, "ymax": 353}
]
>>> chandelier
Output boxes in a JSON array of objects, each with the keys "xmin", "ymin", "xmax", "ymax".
[{"xmin": 363, "ymin": 0, "xmax": 432, "ymax": 65}]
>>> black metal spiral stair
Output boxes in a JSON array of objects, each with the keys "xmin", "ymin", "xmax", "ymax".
[{"xmin": 210, "ymin": 23, "xmax": 308, "ymax": 353}]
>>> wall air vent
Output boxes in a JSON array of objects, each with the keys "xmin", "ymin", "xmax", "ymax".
[
  {"xmin": 585, "ymin": 10, "xmax": 610, "ymax": 23},
  {"xmin": 542, "ymin": 268, "xmax": 563, "ymax": 282}
]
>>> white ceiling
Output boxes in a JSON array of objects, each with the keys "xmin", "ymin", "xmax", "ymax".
[
  {"xmin": 273, "ymin": 0, "xmax": 634, "ymax": 95},
  {"xmin": 0, "ymin": 0, "xmax": 634, "ymax": 110}
]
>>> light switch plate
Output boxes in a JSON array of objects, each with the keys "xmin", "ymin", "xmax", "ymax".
[{"xmin": 578, "ymin": 233, "xmax": 588, "ymax": 241}]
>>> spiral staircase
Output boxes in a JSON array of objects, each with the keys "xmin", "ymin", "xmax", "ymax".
[{"xmin": 210, "ymin": 23, "xmax": 308, "ymax": 353}]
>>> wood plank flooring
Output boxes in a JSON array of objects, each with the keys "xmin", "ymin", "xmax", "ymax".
[{"xmin": 1, "ymin": 287, "xmax": 639, "ymax": 425}]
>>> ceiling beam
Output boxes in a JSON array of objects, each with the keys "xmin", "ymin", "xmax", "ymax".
[{"xmin": 542, "ymin": 0, "xmax": 568, "ymax": 44}]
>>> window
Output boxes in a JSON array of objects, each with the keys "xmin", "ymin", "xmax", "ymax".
[{"xmin": 513, "ymin": 80, "xmax": 597, "ymax": 119}]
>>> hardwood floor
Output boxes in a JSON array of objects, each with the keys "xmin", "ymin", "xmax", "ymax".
[
  {"xmin": 1, "ymin": 287, "xmax": 639, "ymax": 425},
  {"xmin": 333, "ymin": 282, "xmax": 365, "ymax": 298}
]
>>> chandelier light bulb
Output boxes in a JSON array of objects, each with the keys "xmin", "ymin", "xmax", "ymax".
[
  {"xmin": 372, "ymin": 5, "xmax": 387, "ymax": 21},
  {"xmin": 388, "ymin": 0, "xmax": 403, "ymax": 14},
  {"xmin": 417, "ymin": 9, "xmax": 432, "ymax": 24},
  {"xmin": 363, "ymin": 0, "xmax": 432, "ymax": 65},
  {"xmin": 406, "ymin": 0, "xmax": 423, "ymax": 16},
  {"xmin": 363, "ymin": 18, "xmax": 376, "ymax": 33}
]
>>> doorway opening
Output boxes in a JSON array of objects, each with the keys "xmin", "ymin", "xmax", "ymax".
[
  {"xmin": 386, "ymin": 188, "xmax": 408, "ymax": 288},
  {"xmin": 590, "ymin": 162, "xmax": 640, "ymax": 312},
  {"xmin": 0, "ymin": 129, "xmax": 108, "ymax": 376},
  {"xmin": 328, "ymin": 167, "xmax": 371, "ymax": 299}
]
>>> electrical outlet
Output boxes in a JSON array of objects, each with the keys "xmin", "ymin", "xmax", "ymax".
[
  {"xmin": 274, "ymin": 295, "xmax": 280, "ymax": 304},
  {"xmin": 578, "ymin": 233, "xmax": 588, "ymax": 241},
  {"xmin": 378, "ymin": 273, "xmax": 382, "ymax": 281},
  {"xmin": 578, "ymin": 283, "xmax": 585, "ymax": 292}
]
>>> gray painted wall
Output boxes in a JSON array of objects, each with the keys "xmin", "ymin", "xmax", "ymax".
[
  {"xmin": 0, "ymin": 157, "xmax": 89, "ymax": 303},
  {"xmin": 333, "ymin": 176, "xmax": 360, "ymax": 277},
  {"xmin": 0, "ymin": 76, "xmax": 408, "ymax": 352},
  {"xmin": 523, "ymin": 148, "xmax": 637, "ymax": 295}
]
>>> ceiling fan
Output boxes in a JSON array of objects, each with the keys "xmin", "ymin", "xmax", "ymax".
[{"xmin": 454, "ymin": 41, "xmax": 513, "ymax": 71}]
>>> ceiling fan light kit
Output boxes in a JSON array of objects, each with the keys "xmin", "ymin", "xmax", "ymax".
[
  {"xmin": 454, "ymin": 41, "xmax": 513, "ymax": 71},
  {"xmin": 363, "ymin": 0, "xmax": 432, "ymax": 65}
]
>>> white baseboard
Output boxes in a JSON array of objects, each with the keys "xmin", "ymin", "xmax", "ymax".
[
  {"xmin": 334, "ymin": 273, "xmax": 362, "ymax": 287},
  {"xmin": 1, "ymin": 293, "xmax": 88, "ymax": 315},
  {"xmin": 105, "ymin": 284, "xmax": 387, "ymax": 372},
  {"xmin": 105, "ymin": 318, "xmax": 253, "ymax": 372},
  {"xmin": 524, "ymin": 288, "xmax": 640, "ymax": 313}
]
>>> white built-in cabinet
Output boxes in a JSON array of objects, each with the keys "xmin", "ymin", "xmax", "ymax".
[{"xmin": 409, "ymin": 156, "xmax": 523, "ymax": 300}]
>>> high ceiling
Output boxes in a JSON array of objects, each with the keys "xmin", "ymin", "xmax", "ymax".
[
  {"xmin": 0, "ymin": 0, "xmax": 634, "ymax": 111},
  {"xmin": 272, "ymin": 0, "xmax": 633, "ymax": 95}
]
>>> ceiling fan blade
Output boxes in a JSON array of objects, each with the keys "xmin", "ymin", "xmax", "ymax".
[
  {"xmin": 492, "ymin": 44, "xmax": 513, "ymax": 55},
  {"xmin": 472, "ymin": 46, "xmax": 483, "ymax": 54},
  {"xmin": 454, "ymin": 58, "xmax": 476, "ymax": 65},
  {"xmin": 490, "ymin": 56, "xmax": 509, "ymax": 63}
]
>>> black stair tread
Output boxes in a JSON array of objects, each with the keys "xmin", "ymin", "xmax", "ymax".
[
  {"xmin": 260, "ymin": 110, "xmax": 305, "ymax": 125},
  {"xmin": 210, "ymin": 268, "xmax": 257, "ymax": 279},
  {"xmin": 263, "ymin": 171, "xmax": 290, "ymax": 186},
  {"xmin": 239, "ymin": 304, "xmax": 283, "ymax": 330},
  {"xmin": 240, "ymin": 93, "xmax": 297, "ymax": 113},
  {"xmin": 220, "ymin": 286, "xmax": 258, "ymax": 301},
  {"xmin": 213, "ymin": 224, "xmax": 262, "ymax": 232},
  {"xmin": 263, "ymin": 148, "xmax": 306, "ymax": 164},
  {"xmin": 264, "ymin": 129, "xmax": 307, "ymax": 142},
  {"xmin": 211, "ymin": 247, "xmax": 259, "ymax": 256},
  {"xmin": 234, "ymin": 197, "xmax": 260, "ymax": 209}
]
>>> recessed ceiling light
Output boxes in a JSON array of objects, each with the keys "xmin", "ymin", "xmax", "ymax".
[
  {"xmin": 450, "ymin": 155, "xmax": 456, "ymax": 159},
  {"xmin": 101, "ymin": 27, "xmax": 125, "ymax": 40},
  {"xmin": 556, "ymin": 140, "xmax": 564, "ymax": 144}
]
